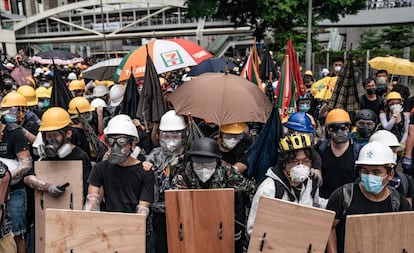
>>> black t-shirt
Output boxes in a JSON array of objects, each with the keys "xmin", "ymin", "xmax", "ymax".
[
  {"xmin": 320, "ymin": 142, "xmax": 357, "ymax": 199},
  {"xmin": 70, "ymin": 127, "xmax": 90, "ymax": 158},
  {"xmin": 44, "ymin": 146, "xmax": 92, "ymax": 199},
  {"xmin": 87, "ymin": 160, "xmax": 154, "ymax": 213},
  {"xmin": 326, "ymin": 183, "xmax": 412, "ymax": 253},
  {"xmin": 0, "ymin": 125, "xmax": 31, "ymax": 189},
  {"xmin": 220, "ymin": 141, "xmax": 249, "ymax": 171},
  {"xmin": 311, "ymin": 149, "xmax": 322, "ymax": 170},
  {"xmin": 358, "ymin": 94, "xmax": 383, "ymax": 117}
]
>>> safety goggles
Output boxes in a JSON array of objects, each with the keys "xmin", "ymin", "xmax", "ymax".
[
  {"xmin": 192, "ymin": 161, "xmax": 217, "ymax": 170},
  {"xmin": 105, "ymin": 136, "xmax": 131, "ymax": 147},
  {"xmin": 327, "ymin": 123, "xmax": 349, "ymax": 132},
  {"xmin": 356, "ymin": 120, "xmax": 375, "ymax": 129},
  {"xmin": 222, "ymin": 133, "xmax": 243, "ymax": 140},
  {"xmin": 160, "ymin": 131, "xmax": 185, "ymax": 140}
]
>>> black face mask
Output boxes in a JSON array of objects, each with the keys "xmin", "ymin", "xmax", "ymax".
[
  {"xmin": 358, "ymin": 127, "xmax": 374, "ymax": 139},
  {"xmin": 331, "ymin": 129, "xmax": 349, "ymax": 144},
  {"xmin": 366, "ymin": 88, "xmax": 376, "ymax": 95}
]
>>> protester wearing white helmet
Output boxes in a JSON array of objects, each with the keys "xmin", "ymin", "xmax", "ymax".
[
  {"xmin": 67, "ymin": 72, "xmax": 77, "ymax": 80},
  {"xmin": 109, "ymin": 84, "xmax": 125, "ymax": 107},
  {"xmin": 326, "ymin": 141, "xmax": 411, "ymax": 253},
  {"xmin": 92, "ymin": 85, "xmax": 109, "ymax": 102},
  {"xmin": 143, "ymin": 110, "xmax": 187, "ymax": 253},
  {"xmin": 369, "ymin": 130, "xmax": 414, "ymax": 205},
  {"xmin": 86, "ymin": 114, "xmax": 155, "ymax": 251}
]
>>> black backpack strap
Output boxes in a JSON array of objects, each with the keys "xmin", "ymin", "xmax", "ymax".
[
  {"xmin": 273, "ymin": 179, "xmax": 295, "ymax": 201},
  {"xmin": 389, "ymin": 186, "xmax": 401, "ymax": 211},
  {"xmin": 396, "ymin": 171, "xmax": 409, "ymax": 197},
  {"xmin": 342, "ymin": 183, "xmax": 354, "ymax": 217}
]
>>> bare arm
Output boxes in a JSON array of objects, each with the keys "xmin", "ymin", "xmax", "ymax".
[{"xmin": 326, "ymin": 219, "xmax": 340, "ymax": 253}]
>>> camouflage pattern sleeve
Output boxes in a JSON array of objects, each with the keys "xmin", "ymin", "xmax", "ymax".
[
  {"xmin": 224, "ymin": 165, "xmax": 256, "ymax": 195},
  {"xmin": 171, "ymin": 174, "xmax": 189, "ymax": 189}
]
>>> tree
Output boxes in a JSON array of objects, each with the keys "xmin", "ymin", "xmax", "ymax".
[
  {"xmin": 357, "ymin": 29, "xmax": 382, "ymax": 50},
  {"xmin": 381, "ymin": 25, "xmax": 413, "ymax": 49},
  {"xmin": 185, "ymin": 0, "xmax": 366, "ymax": 52}
]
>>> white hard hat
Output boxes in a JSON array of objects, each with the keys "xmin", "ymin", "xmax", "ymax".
[
  {"xmin": 67, "ymin": 72, "xmax": 77, "ymax": 80},
  {"xmin": 109, "ymin": 84, "xmax": 125, "ymax": 107},
  {"xmin": 34, "ymin": 67, "xmax": 43, "ymax": 76},
  {"xmin": 355, "ymin": 141, "xmax": 396, "ymax": 166},
  {"xmin": 369, "ymin": 130, "xmax": 400, "ymax": 147},
  {"xmin": 93, "ymin": 84, "xmax": 109, "ymax": 97},
  {"xmin": 159, "ymin": 110, "xmax": 186, "ymax": 131},
  {"xmin": 90, "ymin": 98, "xmax": 107, "ymax": 108},
  {"xmin": 104, "ymin": 114, "xmax": 138, "ymax": 138}
]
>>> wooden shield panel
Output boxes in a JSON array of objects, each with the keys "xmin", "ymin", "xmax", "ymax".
[
  {"xmin": 248, "ymin": 196, "xmax": 335, "ymax": 253},
  {"xmin": 35, "ymin": 160, "xmax": 83, "ymax": 253},
  {"xmin": 165, "ymin": 189, "xmax": 234, "ymax": 253},
  {"xmin": 45, "ymin": 209, "xmax": 146, "ymax": 253},
  {"xmin": 345, "ymin": 211, "xmax": 414, "ymax": 252}
]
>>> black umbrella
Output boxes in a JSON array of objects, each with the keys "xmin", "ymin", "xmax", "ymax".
[
  {"xmin": 31, "ymin": 50, "xmax": 84, "ymax": 65},
  {"xmin": 187, "ymin": 58, "xmax": 236, "ymax": 76},
  {"xmin": 120, "ymin": 70, "xmax": 139, "ymax": 119},
  {"xmin": 247, "ymin": 107, "xmax": 283, "ymax": 184},
  {"xmin": 327, "ymin": 51, "xmax": 360, "ymax": 112},
  {"xmin": 260, "ymin": 48, "xmax": 278, "ymax": 82},
  {"xmin": 137, "ymin": 47, "xmax": 167, "ymax": 124},
  {"xmin": 50, "ymin": 62, "xmax": 73, "ymax": 110}
]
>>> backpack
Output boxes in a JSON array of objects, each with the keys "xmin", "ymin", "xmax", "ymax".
[
  {"xmin": 316, "ymin": 138, "xmax": 362, "ymax": 162},
  {"xmin": 341, "ymin": 183, "xmax": 401, "ymax": 216},
  {"xmin": 0, "ymin": 161, "xmax": 10, "ymax": 224}
]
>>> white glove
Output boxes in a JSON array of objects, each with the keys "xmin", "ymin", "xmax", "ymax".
[
  {"xmin": 391, "ymin": 104, "xmax": 403, "ymax": 115},
  {"xmin": 136, "ymin": 205, "xmax": 150, "ymax": 217}
]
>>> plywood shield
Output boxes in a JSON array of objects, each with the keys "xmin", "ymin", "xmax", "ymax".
[
  {"xmin": 345, "ymin": 211, "xmax": 414, "ymax": 252},
  {"xmin": 34, "ymin": 160, "xmax": 83, "ymax": 253},
  {"xmin": 45, "ymin": 209, "xmax": 146, "ymax": 253},
  {"xmin": 165, "ymin": 189, "xmax": 234, "ymax": 253},
  {"xmin": 248, "ymin": 196, "xmax": 335, "ymax": 253}
]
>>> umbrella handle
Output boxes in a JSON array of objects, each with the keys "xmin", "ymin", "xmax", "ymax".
[{"xmin": 187, "ymin": 112, "xmax": 194, "ymax": 123}]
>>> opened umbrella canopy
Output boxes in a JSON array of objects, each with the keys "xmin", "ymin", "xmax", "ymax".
[
  {"xmin": 169, "ymin": 72, "xmax": 272, "ymax": 125},
  {"xmin": 82, "ymin": 58, "xmax": 122, "ymax": 80},
  {"xmin": 369, "ymin": 56, "xmax": 414, "ymax": 76},
  {"xmin": 114, "ymin": 39, "xmax": 212, "ymax": 81},
  {"xmin": 187, "ymin": 58, "xmax": 236, "ymax": 76},
  {"xmin": 31, "ymin": 50, "xmax": 84, "ymax": 65}
]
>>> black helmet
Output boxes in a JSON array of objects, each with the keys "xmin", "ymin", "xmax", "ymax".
[
  {"xmin": 354, "ymin": 109, "xmax": 377, "ymax": 123},
  {"xmin": 188, "ymin": 137, "xmax": 221, "ymax": 159}
]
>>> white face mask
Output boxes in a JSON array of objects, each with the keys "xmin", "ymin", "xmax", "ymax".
[
  {"xmin": 334, "ymin": 66, "xmax": 342, "ymax": 72},
  {"xmin": 389, "ymin": 104, "xmax": 402, "ymax": 112},
  {"xmin": 377, "ymin": 77, "xmax": 387, "ymax": 85},
  {"xmin": 193, "ymin": 161, "xmax": 216, "ymax": 183},
  {"xmin": 222, "ymin": 138, "xmax": 240, "ymax": 149},
  {"xmin": 289, "ymin": 164, "xmax": 310, "ymax": 183}
]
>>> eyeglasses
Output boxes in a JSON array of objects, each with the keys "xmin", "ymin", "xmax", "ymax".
[
  {"xmin": 327, "ymin": 123, "xmax": 349, "ymax": 132},
  {"xmin": 105, "ymin": 136, "xmax": 131, "ymax": 147}
]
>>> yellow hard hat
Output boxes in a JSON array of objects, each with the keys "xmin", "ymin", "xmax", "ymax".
[
  {"xmin": 304, "ymin": 70, "xmax": 313, "ymax": 76},
  {"xmin": 220, "ymin": 122, "xmax": 247, "ymax": 134},
  {"xmin": 42, "ymin": 67, "xmax": 50, "ymax": 72},
  {"xmin": 68, "ymin": 97, "xmax": 94, "ymax": 114},
  {"xmin": 17, "ymin": 85, "xmax": 38, "ymax": 106},
  {"xmin": 1, "ymin": 91, "xmax": 28, "ymax": 108},
  {"xmin": 325, "ymin": 108, "xmax": 351, "ymax": 125},
  {"xmin": 68, "ymin": 63, "xmax": 74, "ymax": 68},
  {"xmin": 385, "ymin": 91, "xmax": 403, "ymax": 102},
  {"xmin": 35, "ymin": 87, "xmax": 51, "ymax": 98},
  {"xmin": 39, "ymin": 107, "xmax": 72, "ymax": 131},
  {"xmin": 68, "ymin": 80, "xmax": 86, "ymax": 91}
]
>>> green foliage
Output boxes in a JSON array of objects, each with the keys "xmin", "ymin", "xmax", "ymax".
[
  {"xmin": 381, "ymin": 25, "xmax": 413, "ymax": 49},
  {"xmin": 185, "ymin": 0, "xmax": 366, "ymax": 52},
  {"xmin": 357, "ymin": 29, "xmax": 382, "ymax": 50}
]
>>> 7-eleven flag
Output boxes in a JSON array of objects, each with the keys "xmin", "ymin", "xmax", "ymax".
[{"xmin": 275, "ymin": 54, "xmax": 297, "ymax": 121}]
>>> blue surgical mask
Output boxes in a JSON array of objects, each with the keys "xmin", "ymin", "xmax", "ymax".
[
  {"xmin": 299, "ymin": 104, "xmax": 310, "ymax": 112},
  {"xmin": 360, "ymin": 173, "xmax": 387, "ymax": 194}
]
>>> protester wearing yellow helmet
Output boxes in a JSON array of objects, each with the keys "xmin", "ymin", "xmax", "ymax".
[
  {"xmin": 379, "ymin": 91, "xmax": 409, "ymax": 146},
  {"xmin": 68, "ymin": 80, "xmax": 86, "ymax": 97}
]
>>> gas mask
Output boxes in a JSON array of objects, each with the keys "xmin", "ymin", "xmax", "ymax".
[
  {"xmin": 193, "ymin": 161, "xmax": 217, "ymax": 183},
  {"xmin": 44, "ymin": 136, "xmax": 72, "ymax": 158},
  {"xmin": 328, "ymin": 123, "xmax": 349, "ymax": 144},
  {"xmin": 81, "ymin": 112, "xmax": 93, "ymax": 122},
  {"xmin": 106, "ymin": 136, "xmax": 132, "ymax": 165},
  {"xmin": 160, "ymin": 139, "xmax": 182, "ymax": 153},
  {"xmin": 289, "ymin": 164, "xmax": 310, "ymax": 184}
]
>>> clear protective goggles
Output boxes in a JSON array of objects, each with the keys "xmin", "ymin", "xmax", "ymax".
[
  {"xmin": 160, "ymin": 130, "xmax": 185, "ymax": 140},
  {"xmin": 221, "ymin": 133, "xmax": 243, "ymax": 140},
  {"xmin": 105, "ymin": 135, "xmax": 131, "ymax": 147}
]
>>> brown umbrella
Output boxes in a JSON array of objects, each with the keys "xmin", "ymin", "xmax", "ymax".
[{"xmin": 169, "ymin": 72, "xmax": 272, "ymax": 125}]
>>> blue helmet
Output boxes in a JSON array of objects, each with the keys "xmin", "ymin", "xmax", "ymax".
[{"xmin": 285, "ymin": 111, "xmax": 314, "ymax": 133}]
